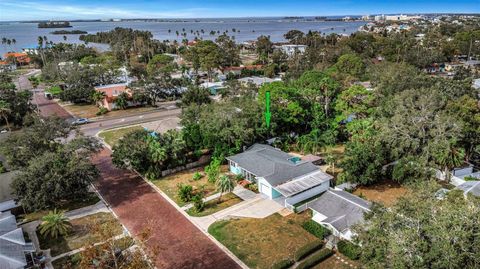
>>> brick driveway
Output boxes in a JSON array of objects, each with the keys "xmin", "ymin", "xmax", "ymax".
[
  {"xmin": 34, "ymin": 93, "xmax": 73, "ymax": 119},
  {"xmin": 92, "ymin": 149, "xmax": 241, "ymax": 269}
]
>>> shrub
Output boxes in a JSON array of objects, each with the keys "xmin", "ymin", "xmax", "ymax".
[
  {"xmin": 337, "ymin": 240, "xmax": 361, "ymax": 260},
  {"xmin": 235, "ymin": 174, "xmax": 244, "ymax": 182},
  {"xmin": 296, "ymin": 249, "xmax": 334, "ymax": 269},
  {"xmin": 192, "ymin": 172, "xmax": 203, "ymax": 181},
  {"xmin": 271, "ymin": 259, "xmax": 294, "ymax": 269},
  {"xmin": 205, "ymin": 158, "xmax": 221, "ymax": 183},
  {"xmin": 294, "ymin": 240, "xmax": 323, "ymax": 262},
  {"xmin": 247, "ymin": 183, "xmax": 258, "ymax": 193},
  {"xmin": 177, "ymin": 184, "xmax": 194, "ymax": 202},
  {"xmin": 302, "ymin": 220, "xmax": 331, "ymax": 239},
  {"xmin": 96, "ymin": 106, "xmax": 108, "ymax": 116},
  {"xmin": 192, "ymin": 193, "xmax": 205, "ymax": 212}
]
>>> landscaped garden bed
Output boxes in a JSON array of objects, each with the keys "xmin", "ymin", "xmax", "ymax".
[
  {"xmin": 37, "ymin": 212, "xmax": 123, "ymax": 257},
  {"xmin": 151, "ymin": 165, "xmax": 228, "ymax": 206},
  {"xmin": 186, "ymin": 192, "xmax": 242, "ymax": 217},
  {"xmin": 208, "ymin": 212, "xmax": 318, "ymax": 269}
]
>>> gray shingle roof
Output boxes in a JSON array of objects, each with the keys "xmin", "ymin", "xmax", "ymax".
[
  {"xmin": 0, "ymin": 211, "xmax": 32, "ymax": 269},
  {"xmin": 226, "ymin": 144, "xmax": 322, "ymax": 186},
  {"xmin": 456, "ymin": 181, "xmax": 480, "ymax": 197},
  {"xmin": 309, "ymin": 190, "xmax": 371, "ymax": 233}
]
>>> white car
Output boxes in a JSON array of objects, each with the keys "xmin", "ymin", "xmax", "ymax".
[{"xmin": 72, "ymin": 118, "xmax": 89, "ymax": 125}]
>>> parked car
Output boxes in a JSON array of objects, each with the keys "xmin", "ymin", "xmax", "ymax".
[{"xmin": 72, "ymin": 118, "xmax": 89, "ymax": 125}]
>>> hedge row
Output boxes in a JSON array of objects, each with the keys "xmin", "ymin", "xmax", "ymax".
[
  {"xmin": 294, "ymin": 240, "xmax": 323, "ymax": 262},
  {"xmin": 296, "ymin": 249, "xmax": 334, "ymax": 269},
  {"xmin": 302, "ymin": 220, "xmax": 331, "ymax": 239},
  {"xmin": 271, "ymin": 259, "xmax": 294, "ymax": 269},
  {"xmin": 337, "ymin": 240, "xmax": 361, "ymax": 260}
]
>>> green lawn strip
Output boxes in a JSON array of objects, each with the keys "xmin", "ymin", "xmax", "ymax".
[
  {"xmin": 98, "ymin": 126, "xmax": 143, "ymax": 147},
  {"xmin": 208, "ymin": 213, "xmax": 318, "ymax": 269},
  {"xmin": 21, "ymin": 193, "xmax": 100, "ymax": 222},
  {"xmin": 37, "ymin": 212, "xmax": 123, "ymax": 257},
  {"xmin": 186, "ymin": 192, "xmax": 242, "ymax": 217}
]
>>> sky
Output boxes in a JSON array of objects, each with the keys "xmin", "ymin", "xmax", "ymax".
[{"xmin": 0, "ymin": 0, "xmax": 479, "ymax": 21}]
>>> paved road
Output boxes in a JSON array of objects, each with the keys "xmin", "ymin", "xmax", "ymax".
[
  {"xmin": 93, "ymin": 149, "xmax": 241, "ymax": 269},
  {"xmin": 26, "ymin": 79, "xmax": 240, "ymax": 268},
  {"xmin": 79, "ymin": 108, "xmax": 181, "ymax": 136}
]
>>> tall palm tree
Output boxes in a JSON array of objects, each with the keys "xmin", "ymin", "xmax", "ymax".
[
  {"xmin": 435, "ymin": 144, "xmax": 465, "ymax": 181},
  {"xmin": 39, "ymin": 209, "xmax": 72, "ymax": 239},
  {"xmin": 63, "ymin": 35, "xmax": 67, "ymax": 41},
  {"xmin": 0, "ymin": 101, "xmax": 12, "ymax": 131},
  {"xmin": 91, "ymin": 91, "xmax": 106, "ymax": 106},
  {"xmin": 216, "ymin": 175, "xmax": 235, "ymax": 203}
]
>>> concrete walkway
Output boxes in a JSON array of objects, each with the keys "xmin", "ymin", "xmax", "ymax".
[
  {"xmin": 64, "ymin": 200, "xmax": 109, "ymax": 220},
  {"xmin": 191, "ymin": 190, "xmax": 284, "ymax": 231}
]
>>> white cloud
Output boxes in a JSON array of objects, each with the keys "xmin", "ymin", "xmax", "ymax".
[{"xmin": 0, "ymin": 1, "xmax": 214, "ymax": 20}]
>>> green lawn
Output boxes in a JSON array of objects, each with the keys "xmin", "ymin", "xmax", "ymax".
[
  {"xmin": 37, "ymin": 212, "xmax": 123, "ymax": 257},
  {"xmin": 151, "ymin": 165, "xmax": 229, "ymax": 207},
  {"xmin": 187, "ymin": 192, "xmax": 242, "ymax": 217},
  {"xmin": 20, "ymin": 193, "xmax": 100, "ymax": 223},
  {"xmin": 99, "ymin": 126, "xmax": 143, "ymax": 147},
  {"xmin": 208, "ymin": 212, "xmax": 317, "ymax": 269}
]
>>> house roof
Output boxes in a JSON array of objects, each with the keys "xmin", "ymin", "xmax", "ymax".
[
  {"xmin": 227, "ymin": 144, "xmax": 329, "ymax": 187},
  {"xmin": 275, "ymin": 170, "xmax": 332, "ymax": 197},
  {"xmin": 456, "ymin": 181, "xmax": 480, "ymax": 197},
  {"xmin": 309, "ymin": 190, "xmax": 371, "ymax": 233},
  {"xmin": 0, "ymin": 211, "xmax": 33, "ymax": 269}
]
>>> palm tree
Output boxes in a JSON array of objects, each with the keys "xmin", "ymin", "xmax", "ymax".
[
  {"xmin": 114, "ymin": 92, "xmax": 129, "ymax": 110},
  {"xmin": 39, "ymin": 209, "xmax": 72, "ymax": 239},
  {"xmin": 216, "ymin": 175, "xmax": 235, "ymax": 203},
  {"xmin": 0, "ymin": 101, "xmax": 12, "ymax": 131},
  {"xmin": 63, "ymin": 35, "xmax": 67, "ymax": 41},
  {"xmin": 91, "ymin": 91, "xmax": 106, "ymax": 106},
  {"xmin": 435, "ymin": 144, "xmax": 465, "ymax": 181}
]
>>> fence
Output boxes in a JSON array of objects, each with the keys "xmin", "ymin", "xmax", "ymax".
[{"xmin": 160, "ymin": 155, "xmax": 211, "ymax": 177}]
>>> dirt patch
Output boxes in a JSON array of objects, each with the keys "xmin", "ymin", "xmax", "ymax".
[
  {"xmin": 152, "ymin": 165, "xmax": 229, "ymax": 206},
  {"xmin": 92, "ymin": 149, "xmax": 240, "ymax": 269},
  {"xmin": 208, "ymin": 212, "xmax": 316, "ymax": 269},
  {"xmin": 313, "ymin": 253, "xmax": 359, "ymax": 269},
  {"xmin": 353, "ymin": 180, "xmax": 407, "ymax": 207}
]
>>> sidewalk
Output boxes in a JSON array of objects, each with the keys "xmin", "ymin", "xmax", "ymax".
[{"xmin": 64, "ymin": 200, "xmax": 109, "ymax": 220}]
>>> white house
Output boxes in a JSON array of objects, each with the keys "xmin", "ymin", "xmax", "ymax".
[
  {"xmin": 277, "ymin": 44, "xmax": 307, "ymax": 57},
  {"xmin": 226, "ymin": 144, "xmax": 332, "ymax": 209}
]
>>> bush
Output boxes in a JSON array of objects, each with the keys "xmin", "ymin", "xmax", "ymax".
[
  {"xmin": 192, "ymin": 172, "xmax": 203, "ymax": 181},
  {"xmin": 247, "ymin": 183, "xmax": 258, "ymax": 193},
  {"xmin": 294, "ymin": 240, "xmax": 323, "ymax": 262},
  {"xmin": 177, "ymin": 184, "xmax": 194, "ymax": 203},
  {"xmin": 296, "ymin": 249, "xmax": 334, "ymax": 269},
  {"xmin": 235, "ymin": 174, "xmax": 244, "ymax": 182},
  {"xmin": 96, "ymin": 106, "xmax": 108, "ymax": 116},
  {"xmin": 192, "ymin": 193, "xmax": 205, "ymax": 212},
  {"xmin": 302, "ymin": 220, "xmax": 331, "ymax": 239},
  {"xmin": 271, "ymin": 259, "xmax": 294, "ymax": 269},
  {"xmin": 337, "ymin": 240, "xmax": 360, "ymax": 260}
]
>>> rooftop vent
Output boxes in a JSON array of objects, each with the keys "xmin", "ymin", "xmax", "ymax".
[{"xmin": 288, "ymin": 156, "xmax": 302, "ymax": 164}]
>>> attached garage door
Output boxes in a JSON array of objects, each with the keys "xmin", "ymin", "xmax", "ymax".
[{"xmin": 260, "ymin": 183, "xmax": 271, "ymax": 197}]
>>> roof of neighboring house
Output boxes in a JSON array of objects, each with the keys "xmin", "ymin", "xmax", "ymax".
[
  {"xmin": 309, "ymin": 189, "xmax": 371, "ymax": 234},
  {"xmin": 3, "ymin": 53, "xmax": 30, "ymax": 64},
  {"xmin": 456, "ymin": 181, "xmax": 480, "ymax": 197},
  {"xmin": 0, "ymin": 211, "xmax": 35, "ymax": 269},
  {"xmin": 227, "ymin": 144, "xmax": 331, "ymax": 188},
  {"xmin": 238, "ymin": 76, "xmax": 280, "ymax": 86},
  {"xmin": 94, "ymin": 83, "xmax": 130, "ymax": 101}
]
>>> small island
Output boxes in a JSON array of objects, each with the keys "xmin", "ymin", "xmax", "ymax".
[
  {"xmin": 51, "ymin": 30, "xmax": 88, "ymax": 35},
  {"xmin": 38, "ymin": 21, "xmax": 72, "ymax": 28}
]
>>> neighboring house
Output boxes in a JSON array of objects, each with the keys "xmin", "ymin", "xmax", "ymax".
[
  {"xmin": 473, "ymin": 78, "xmax": 480, "ymax": 90},
  {"xmin": 3, "ymin": 52, "xmax": 30, "ymax": 66},
  {"xmin": 435, "ymin": 165, "xmax": 480, "ymax": 186},
  {"xmin": 238, "ymin": 76, "xmax": 281, "ymax": 87},
  {"xmin": 94, "ymin": 83, "xmax": 133, "ymax": 111},
  {"xmin": 0, "ymin": 61, "xmax": 16, "ymax": 72},
  {"xmin": 276, "ymin": 44, "xmax": 307, "ymax": 57},
  {"xmin": 0, "ymin": 211, "xmax": 36, "ymax": 269},
  {"xmin": 199, "ymin": 81, "xmax": 225, "ymax": 95},
  {"xmin": 309, "ymin": 189, "xmax": 371, "ymax": 241},
  {"xmin": 220, "ymin": 65, "xmax": 263, "ymax": 76},
  {"xmin": 226, "ymin": 144, "xmax": 333, "ymax": 208},
  {"xmin": 456, "ymin": 181, "xmax": 480, "ymax": 197}
]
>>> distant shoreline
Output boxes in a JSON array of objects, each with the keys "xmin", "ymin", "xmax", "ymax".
[{"xmin": 51, "ymin": 30, "xmax": 88, "ymax": 35}]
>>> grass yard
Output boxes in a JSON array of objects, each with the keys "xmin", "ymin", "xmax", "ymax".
[
  {"xmin": 208, "ymin": 212, "xmax": 318, "ymax": 269},
  {"xmin": 20, "ymin": 193, "xmax": 100, "ymax": 223},
  {"xmin": 187, "ymin": 192, "xmax": 242, "ymax": 217},
  {"xmin": 37, "ymin": 212, "xmax": 123, "ymax": 257},
  {"xmin": 353, "ymin": 180, "xmax": 407, "ymax": 207},
  {"xmin": 99, "ymin": 126, "xmax": 143, "ymax": 147},
  {"xmin": 62, "ymin": 103, "xmax": 157, "ymax": 119},
  {"xmin": 151, "ymin": 165, "xmax": 229, "ymax": 207}
]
